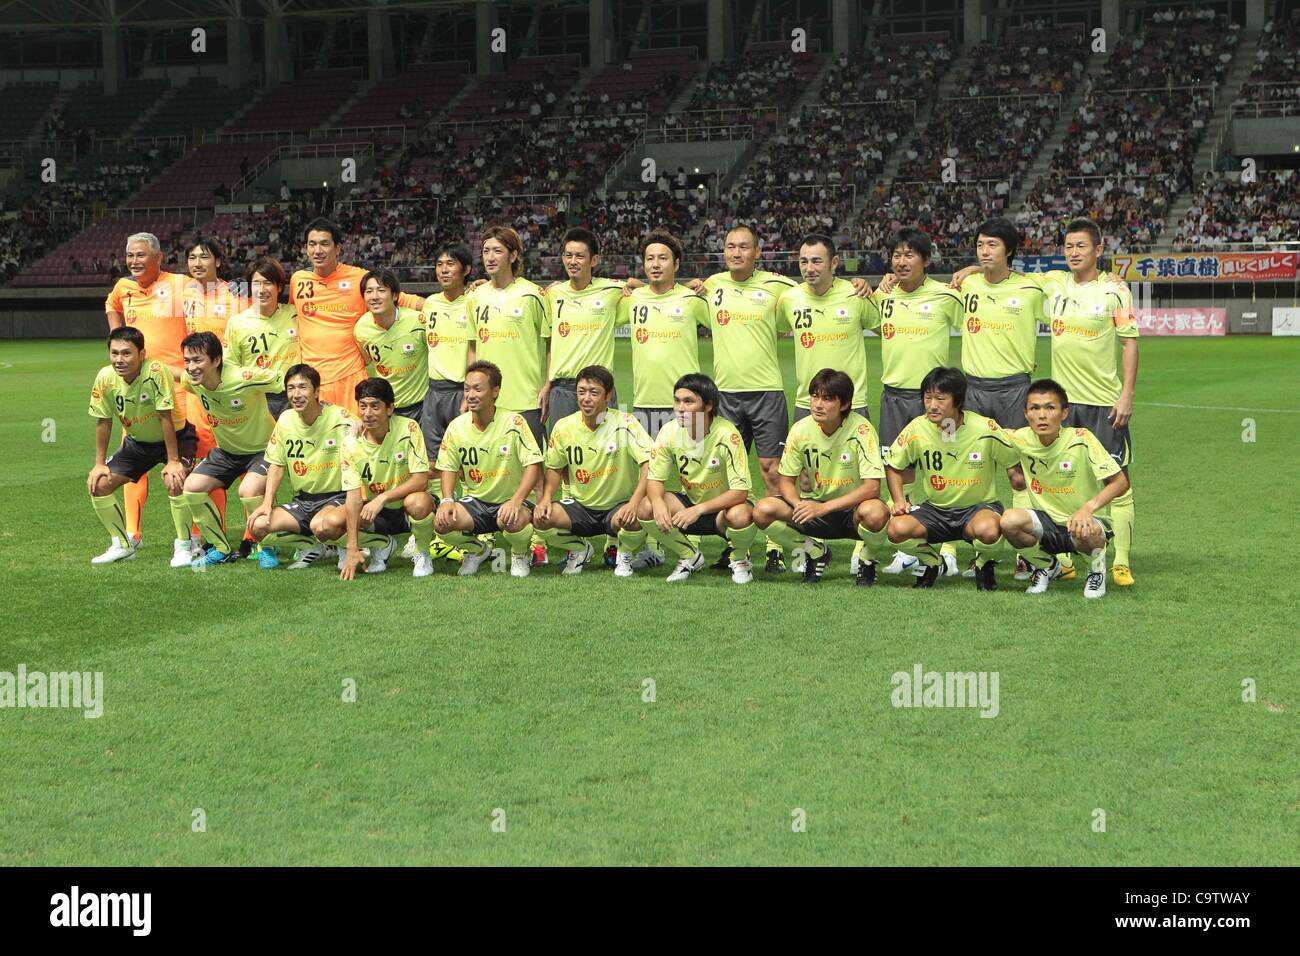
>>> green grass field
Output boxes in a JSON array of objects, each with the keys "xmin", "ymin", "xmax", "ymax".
[{"xmin": 1, "ymin": 335, "xmax": 1297, "ymax": 865}]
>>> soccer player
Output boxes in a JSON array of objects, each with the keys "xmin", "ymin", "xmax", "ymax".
[
  {"xmin": 777, "ymin": 235, "xmax": 879, "ymax": 424},
  {"xmin": 1000, "ymin": 379, "xmax": 1130, "ymax": 599},
  {"xmin": 335, "ymin": 378, "xmax": 437, "ymax": 580},
  {"xmin": 354, "ymin": 269, "xmax": 429, "ymax": 420},
  {"xmin": 872, "ymin": 228, "xmax": 965, "ymax": 578},
  {"xmin": 637, "ymin": 373, "xmax": 758, "ymax": 584},
  {"xmin": 433, "ymin": 360, "xmax": 544, "ymax": 578},
  {"xmin": 178, "ymin": 331, "xmax": 279, "ymax": 567},
  {"xmin": 545, "ymin": 228, "xmax": 627, "ymax": 429},
  {"xmin": 86, "ymin": 327, "xmax": 196, "ymax": 565},
  {"xmin": 884, "ymin": 367, "xmax": 1024, "ymax": 589},
  {"xmin": 420, "ymin": 244, "xmax": 476, "ymax": 455},
  {"xmin": 224, "ymin": 256, "xmax": 299, "ymax": 421},
  {"xmin": 246, "ymin": 364, "xmax": 357, "ymax": 569},
  {"xmin": 754, "ymin": 369, "xmax": 891, "ymax": 585},
  {"xmin": 620, "ymin": 230, "xmax": 710, "ymax": 439},
  {"xmin": 533, "ymin": 364, "xmax": 662, "ymax": 576},
  {"xmin": 104, "ymin": 232, "xmax": 190, "ymax": 546},
  {"xmin": 465, "ymin": 225, "xmax": 550, "ymax": 447},
  {"xmin": 289, "ymin": 218, "xmax": 425, "ymax": 414}
]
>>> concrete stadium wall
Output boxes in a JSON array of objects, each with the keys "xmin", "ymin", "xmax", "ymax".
[{"xmin": 1228, "ymin": 118, "xmax": 1300, "ymax": 156}]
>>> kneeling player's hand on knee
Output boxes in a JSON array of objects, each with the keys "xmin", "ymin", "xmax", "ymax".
[
  {"xmin": 671, "ymin": 505, "xmax": 703, "ymax": 530},
  {"xmin": 162, "ymin": 461, "xmax": 187, "ymax": 496},
  {"xmin": 1067, "ymin": 505, "xmax": 1096, "ymax": 540},
  {"xmin": 533, "ymin": 500, "xmax": 552, "ymax": 525},
  {"xmin": 891, "ymin": 498, "xmax": 912, "ymax": 517},
  {"xmin": 360, "ymin": 496, "xmax": 385, "ymax": 523},
  {"xmin": 435, "ymin": 501, "xmax": 457, "ymax": 533},
  {"xmin": 652, "ymin": 501, "xmax": 673, "ymax": 533},
  {"xmin": 611, "ymin": 502, "xmax": 637, "ymax": 528},
  {"xmin": 791, "ymin": 500, "xmax": 823, "ymax": 524},
  {"xmin": 87, "ymin": 464, "xmax": 110, "ymax": 495}
]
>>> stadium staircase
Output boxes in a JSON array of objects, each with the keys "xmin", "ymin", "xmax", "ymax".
[
  {"xmin": 121, "ymin": 84, "xmax": 181, "ymax": 141},
  {"xmin": 1005, "ymin": 52, "xmax": 1111, "ymax": 212},
  {"xmin": 1156, "ymin": 28, "xmax": 1263, "ymax": 245},
  {"xmin": 321, "ymin": 80, "xmax": 379, "ymax": 130}
]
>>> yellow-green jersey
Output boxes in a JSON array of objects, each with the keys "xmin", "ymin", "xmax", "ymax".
[
  {"xmin": 1009, "ymin": 425, "xmax": 1121, "ymax": 525},
  {"xmin": 886, "ymin": 412, "xmax": 1019, "ymax": 508},
  {"xmin": 872, "ymin": 276, "xmax": 963, "ymax": 389},
  {"xmin": 435, "ymin": 409, "xmax": 544, "ymax": 504},
  {"xmin": 548, "ymin": 278, "xmax": 627, "ymax": 379},
  {"xmin": 354, "ymin": 306, "xmax": 429, "ymax": 408},
  {"xmin": 467, "ymin": 277, "xmax": 551, "ymax": 411},
  {"xmin": 649, "ymin": 415, "xmax": 751, "ymax": 505},
  {"xmin": 1038, "ymin": 273, "xmax": 1138, "ymax": 407},
  {"xmin": 957, "ymin": 272, "xmax": 1045, "ymax": 378},
  {"xmin": 780, "ymin": 412, "xmax": 884, "ymax": 501},
  {"xmin": 777, "ymin": 278, "xmax": 880, "ymax": 408},
  {"xmin": 88, "ymin": 361, "xmax": 183, "ymax": 443},
  {"xmin": 341, "ymin": 415, "xmax": 430, "ymax": 508},
  {"xmin": 619, "ymin": 283, "xmax": 710, "ymax": 407},
  {"xmin": 702, "ymin": 269, "xmax": 797, "ymax": 392},
  {"xmin": 223, "ymin": 304, "xmax": 300, "ymax": 388},
  {"xmin": 181, "ymin": 362, "xmax": 280, "ymax": 455},
  {"xmin": 421, "ymin": 290, "xmax": 472, "ymax": 383},
  {"xmin": 545, "ymin": 410, "xmax": 653, "ymax": 510},
  {"xmin": 265, "ymin": 403, "xmax": 355, "ymax": 495}
]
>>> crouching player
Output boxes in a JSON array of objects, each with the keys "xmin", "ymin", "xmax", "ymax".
[
  {"xmin": 86, "ymin": 327, "xmax": 196, "ymax": 565},
  {"xmin": 246, "ymin": 364, "xmax": 356, "ymax": 568},
  {"xmin": 637, "ymin": 373, "xmax": 758, "ymax": 584},
  {"xmin": 179, "ymin": 331, "xmax": 280, "ymax": 567},
  {"xmin": 433, "ymin": 361, "xmax": 543, "ymax": 578},
  {"xmin": 754, "ymin": 369, "xmax": 891, "ymax": 585},
  {"xmin": 533, "ymin": 365, "xmax": 662, "ymax": 576},
  {"xmin": 884, "ymin": 367, "xmax": 1024, "ymax": 589},
  {"xmin": 336, "ymin": 378, "xmax": 437, "ymax": 579},
  {"xmin": 1000, "ymin": 379, "xmax": 1129, "ymax": 598}
]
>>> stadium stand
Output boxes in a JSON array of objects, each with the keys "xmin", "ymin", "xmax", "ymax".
[
  {"xmin": 0, "ymin": 82, "xmax": 59, "ymax": 143},
  {"xmin": 227, "ymin": 69, "xmax": 362, "ymax": 133},
  {"xmin": 127, "ymin": 142, "xmax": 277, "ymax": 207},
  {"xmin": 145, "ymin": 76, "xmax": 257, "ymax": 137},
  {"xmin": 331, "ymin": 62, "xmax": 471, "ymax": 132},
  {"xmin": 1171, "ymin": 169, "xmax": 1300, "ymax": 249},
  {"xmin": 11, "ymin": 216, "xmax": 192, "ymax": 287}
]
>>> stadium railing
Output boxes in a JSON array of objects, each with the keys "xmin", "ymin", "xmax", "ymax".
[
  {"xmin": 108, "ymin": 205, "xmax": 201, "ymax": 227},
  {"xmin": 644, "ymin": 125, "xmax": 754, "ymax": 143},
  {"xmin": 215, "ymin": 129, "xmax": 298, "ymax": 144}
]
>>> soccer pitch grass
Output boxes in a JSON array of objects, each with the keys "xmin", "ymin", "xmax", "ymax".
[{"xmin": 1, "ymin": 335, "xmax": 1296, "ymax": 866}]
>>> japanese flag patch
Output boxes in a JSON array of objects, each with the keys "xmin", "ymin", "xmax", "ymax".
[
  {"xmin": 230, "ymin": 398, "xmax": 244, "ymax": 408},
  {"xmin": 708, "ymin": 456, "xmax": 720, "ymax": 468},
  {"xmin": 395, "ymin": 451, "xmax": 406, "ymax": 462},
  {"xmin": 325, "ymin": 438, "xmax": 337, "ymax": 447},
  {"xmin": 839, "ymin": 451, "xmax": 852, "ymax": 463},
  {"xmin": 339, "ymin": 280, "xmax": 351, "ymax": 290},
  {"xmin": 968, "ymin": 451, "xmax": 983, "ymax": 463},
  {"xmin": 402, "ymin": 343, "xmax": 415, "ymax": 353},
  {"xmin": 919, "ymin": 303, "xmax": 933, "ymax": 313},
  {"xmin": 499, "ymin": 443, "xmax": 510, "ymax": 456},
  {"xmin": 1059, "ymin": 460, "xmax": 1073, "ymax": 472},
  {"xmin": 287, "ymin": 327, "xmax": 297, "ymax": 337}
]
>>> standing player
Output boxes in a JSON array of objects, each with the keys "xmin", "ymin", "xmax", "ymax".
[
  {"xmin": 466, "ymin": 225, "xmax": 551, "ymax": 447},
  {"xmin": 335, "ymin": 378, "xmax": 437, "ymax": 580},
  {"xmin": 433, "ymin": 361, "xmax": 544, "ymax": 578},
  {"xmin": 754, "ymin": 369, "xmax": 891, "ymax": 585},
  {"xmin": 637, "ymin": 373, "xmax": 758, "ymax": 584},
  {"xmin": 883, "ymin": 367, "xmax": 1024, "ymax": 589},
  {"xmin": 246, "ymin": 364, "xmax": 357, "ymax": 569},
  {"xmin": 178, "ymin": 331, "xmax": 280, "ymax": 567},
  {"xmin": 420, "ymin": 244, "xmax": 475, "ymax": 456},
  {"xmin": 545, "ymin": 228, "xmax": 627, "ymax": 429},
  {"xmin": 289, "ymin": 218, "xmax": 424, "ymax": 414},
  {"xmin": 700, "ymin": 224, "xmax": 796, "ymax": 572},
  {"xmin": 533, "ymin": 365, "xmax": 662, "ymax": 576},
  {"xmin": 777, "ymin": 235, "xmax": 879, "ymax": 423},
  {"xmin": 104, "ymin": 232, "xmax": 190, "ymax": 547},
  {"xmin": 224, "ymin": 256, "xmax": 299, "ymax": 421},
  {"xmin": 354, "ymin": 269, "xmax": 429, "ymax": 420},
  {"xmin": 86, "ymin": 327, "xmax": 196, "ymax": 565},
  {"xmin": 1000, "ymin": 379, "xmax": 1130, "ymax": 599},
  {"xmin": 620, "ymin": 230, "xmax": 710, "ymax": 439},
  {"xmin": 871, "ymin": 228, "xmax": 965, "ymax": 577}
]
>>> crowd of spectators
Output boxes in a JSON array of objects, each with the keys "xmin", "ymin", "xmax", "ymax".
[
  {"xmin": 1236, "ymin": 14, "xmax": 1300, "ymax": 109},
  {"xmin": 687, "ymin": 51, "xmax": 806, "ymax": 111},
  {"xmin": 957, "ymin": 21, "xmax": 1086, "ymax": 97},
  {"xmin": 1101, "ymin": 6, "xmax": 1237, "ymax": 90},
  {"xmin": 820, "ymin": 36, "xmax": 952, "ymax": 104},
  {"xmin": 1170, "ymin": 169, "xmax": 1300, "ymax": 250}
]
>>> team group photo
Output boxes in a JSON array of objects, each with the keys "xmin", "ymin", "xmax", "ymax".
[{"xmin": 1, "ymin": 0, "xmax": 1296, "ymax": 883}]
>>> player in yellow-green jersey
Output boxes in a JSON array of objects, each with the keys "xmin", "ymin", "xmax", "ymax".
[
  {"xmin": 621, "ymin": 230, "xmax": 710, "ymax": 439},
  {"xmin": 354, "ymin": 269, "xmax": 429, "ymax": 418},
  {"xmin": 86, "ymin": 326, "xmax": 196, "ymax": 566},
  {"xmin": 754, "ymin": 369, "xmax": 891, "ymax": 586},
  {"xmin": 637, "ymin": 373, "xmax": 758, "ymax": 585},
  {"xmin": 179, "ymin": 331, "xmax": 281, "ymax": 567},
  {"xmin": 223, "ymin": 256, "xmax": 299, "ymax": 420},
  {"xmin": 884, "ymin": 367, "xmax": 1025, "ymax": 590},
  {"xmin": 533, "ymin": 364, "xmax": 664, "ymax": 576},
  {"xmin": 433, "ymin": 360, "xmax": 544, "ymax": 578},
  {"xmin": 466, "ymin": 225, "xmax": 551, "ymax": 447},
  {"xmin": 544, "ymin": 228, "xmax": 629, "ymax": 430},
  {"xmin": 420, "ymin": 244, "xmax": 475, "ymax": 454},
  {"xmin": 247, "ymin": 363, "xmax": 356, "ymax": 570},
  {"xmin": 777, "ymin": 235, "xmax": 880, "ymax": 423},
  {"xmin": 1000, "ymin": 379, "xmax": 1130, "ymax": 599},
  {"xmin": 333, "ymin": 377, "xmax": 436, "ymax": 580}
]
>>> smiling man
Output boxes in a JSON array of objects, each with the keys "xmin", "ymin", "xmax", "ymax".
[{"xmin": 353, "ymin": 269, "xmax": 429, "ymax": 421}]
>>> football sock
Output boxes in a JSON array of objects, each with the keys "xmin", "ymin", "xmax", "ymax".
[
  {"xmin": 167, "ymin": 494, "xmax": 192, "ymax": 542},
  {"xmin": 410, "ymin": 513, "xmax": 435, "ymax": 553},
  {"xmin": 124, "ymin": 475, "xmax": 147, "ymax": 538},
  {"xmin": 90, "ymin": 491, "xmax": 128, "ymax": 542},
  {"xmin": 761, "ymin": 519, "xmax": 804, "ymax": 555},
  {"xmin": 185, "ymin": 490, "xmax": 229, "ymax": 553},
  {"xmin": 239, "ymin": 497, "xmax": 262, "ymax": 539},
  {"xmin": 540, "ymin": 526, "xmax": 585, "ymax": 553},
  {"xmin": 640, "ymin": 519, "xmax": 695, "ymax": 559},
  {"xmin": 616, "ymin": 526, "xmax": 648, "ymax": 552},
  {"xmin": 972, "ymin": 537, "xmax": 1001, "ymax": 569},
  {"xmin": 503, "ymin": 523, "xmax": 535, "ymax": 556},
  {"xmin": 1110, "ymin": 488, "xmax": 1135, "ymax": 567},
  {"xmin": 855, "ymin": 524, "xmax": 890, "ymax": 562},
  {"xmin": 437, "ymin": 530, "xmax": 489, "ymax": 555},
  {"xmin": 725, "ymin": 522, "xmax": 758, "ymax": 562}
]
